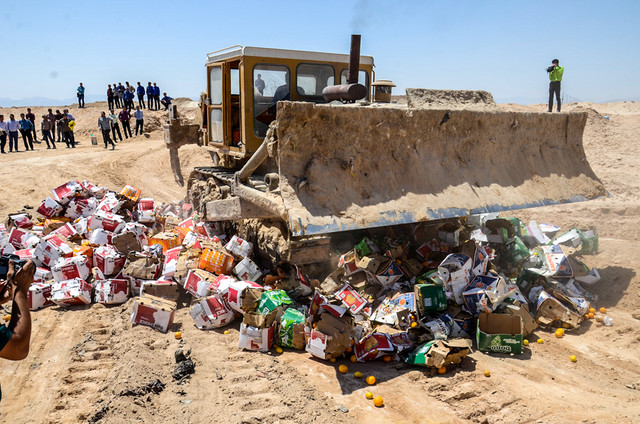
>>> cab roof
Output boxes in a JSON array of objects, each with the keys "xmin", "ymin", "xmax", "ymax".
[{"xmin": 206, "ymin": 45, "xmax": 375, "ymax": 66}]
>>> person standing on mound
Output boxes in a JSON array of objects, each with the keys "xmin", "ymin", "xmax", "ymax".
[{"xmin": 547, "ymin": 58, "xmax": 564, "ymax": 113}]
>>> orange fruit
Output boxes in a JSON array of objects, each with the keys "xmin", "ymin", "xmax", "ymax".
[
  {"xmin": 437, "ymin": 366, "xmax": 446, "ymax": 375},
  {"xmin": 366, "ymin": 375, "xmax": 376, "ymax": 385},
  {"xmin": 350, "ymin": 354, "xmax": 357, "ymax": 363},
  {"xmin": 354, "ymin": 371, "xmax": 363, "ymax": 378},
  {"xmin": 599, "ymin": 307, "xmax": 607, "ymax": 314},
  {"xmin": 484, "ymin": 370, "xmax": 491, "ymax": 377},
  {"xmin": 174, "ymin": 331, "xmax": 182, "ymax": 340},
  {"xmin": 275, "ymin": 347, "xmax": 283, "ymax": 354},
  {"xmin": 410, "ymin": 322, "xmax": 418, "ymax": 328},
  {"xmin": 410, "ymin": 315, "xmax": 417, "ymax": 321},
  {"xmin": 589, "ymin": 307, "xmax": 596, "ymax": 314},
  {"xmin": 588, "ymin": 313, "xmax": 595, "ymax": 319},
  {"xmin": 383, "ymin": 355, "xmax": 392, "ymax": 362},
  {"xmin": 537, "ymin": 338, "xmax": 544, "ymax": 344},
  {"xmin": 223, "ymin": 330, "xmax": 230, "ymax": 335},
  {"xmin": 523, "ymin": 339, "xmax": 529, "ymax": 346},
  {"xmin": 3, "ymin": 314, "xmax": 10, "ymax": 322},
  {"xmin": 339, "ymin": 364, "xmax": 349, "ymax": 374},
  {"xmin": 373, "ymin": 396, "xmax": 384, "ymax": 407},
  {"xmin": 365, "ymin": 391, "xmax": 374, "ymax": 400},
  {"xmin": 346, "ymin": 346, "xmax": 353, "ymax": 353},
  {"xmin": 555, "ymin": 328, "xmax": 564, "ymax": 338},
  {"xmin": 570, "ymin": 355, "xmax": 577, "ymax": 363},
  {"xmin": 330, "ymin": 358, "xmax": 336, "ymax": 363}
]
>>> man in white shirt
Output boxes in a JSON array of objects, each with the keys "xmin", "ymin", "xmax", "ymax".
[
  {"xmin": 5, "ymin": 114, "xmax": 21, "ymax": 153},
  {"xmin": 133, "ymin": 106, "xmax": 144, "ymax": 136}
]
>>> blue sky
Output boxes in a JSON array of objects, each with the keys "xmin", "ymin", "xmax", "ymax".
[{"xmin": 1, "ymin": 0, "xmax": 638, "ymax": 105}]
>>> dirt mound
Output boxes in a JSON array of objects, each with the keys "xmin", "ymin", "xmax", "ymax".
[{"xmin": 406, "ymin": 88, "xmax": 497, "ymax": 110}]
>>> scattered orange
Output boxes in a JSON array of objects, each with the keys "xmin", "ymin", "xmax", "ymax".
[
  {"xmin": 339, "ymin": 364, "xmax": 349, "ymax": 374},
  {"xmin": 174, "ymin": 331, "xmax": 182, "ymax": 340},
  {"xmin": 437, "ymin": 366, "xmax": 446, "ymax": 375},
  {"xmin": 350, "ymin": 354, "xmax": 357, "ymax": 363},
  {"xmin": 366, "ymin": 375, "xmax": 376, "ymax": 385},
  {"xmin": 3, "ymin": 314, "xmax": 10, "ymax": 322},
  {"xmin": 587, "ymin": 312, "xmax": 595, "ymax": 319},
  {"xmin": 373, "ymin": 396, "xmax": 384, "ymax": 407},
  {"xmin": 589, "ymin": 307, "xmax": 596, "ymax": 314},
  {"xmin": 223, "ymin": 330, "xmax": 230, "ymax": 335},
  {"xmin": 537, "ymin": 338, "xmax": 544, "ymax": 344},
  {"xmin": 383, "ymin": 355, "xmax": 392, "ymax": 362},
  {"xmin": 410, "ymin": 322, "xmax": 418, "ymax": 328},
  {"xmin": 555, "ymin": 328, "xmax": 565, "ymax": 338},
  {"xmin": 346, "ymin": 347, "xmax": 353, "ymax": 354},
  {"xmin": 570, "ymin": 355, "xmax": 577, "ymax": 363},
  {"xmin": 410, "ymin": 315, "xmax": 417, "ymax": 321},
  {"xmin": 275, "ymin": 347, "xmax": 283, "ymax": 354},
  {"xmin": 523, "ymin": 339, "xmax": 529, "ymax": 346},
  {"xmin": 599, "ymin": 307, "xmax": 607, "ymax": 314},
  {"xmin": 354, "ymin": 371, "xmax": 363, "ymax": 378},
  {"xmin": 365, "ymin": 391, "xmax": 374, "ymax": 400},
  {"xmin": 484, "ymin": 370, "xmax": 491, "ymax": 377}
]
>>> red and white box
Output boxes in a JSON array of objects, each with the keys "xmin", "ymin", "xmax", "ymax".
[
  {"xmin": 8, "ymin": 213, "xmax": 34, "ymax": 229},
  {"xmin": 51, "ymin": 255, "xmax": 91, "ymax": 282},
  {"xmin": 190, "ymin": 294, "xmax": 235, "ymax": 329},
  {"xmin": 225, "ymin": 235, "xmax": 253, "ymax": 258},
  {"xmin": 353, "ymin": 333, "xmax": 394, "ymax": 362},
  {"xmin": 162, "ymin": 246, "xmax": 181, "ymax": 277},
  {"xmin": 93, "ymin": 245, "xmax": 126, "ymax": 276},
  {"xmin": 51, "ymin": 278, "xmax": 92, "ymax": 307},
  {"xmin": 80, "ymin": 180, "xmax": 108, "ymax": 198},
  {"xmin": 335, "ymin": 283, "xmax": 367, "ymax": 315},
  {"xmin": 122, "ymin": 223, "xmax": 148, "ymax": 246},
  {"xmin": 184, "ymin": 269, "xmax": 217, "ymax": 298},
  {"xmin": 13, "ymin": 248, "xmax": 36, "ymax": 262},
  {"xmin": 137, "ymin": 198, "xmax": 155, "ymax": 224},
  {"xmin": 65, "ymin": 197, "xmax": 99, "ymax": 219},
  {"xmin": 37, "ymin": 197, "xmax": 63, "ymax": 218},
  {"xmin": 28, "ymin": 283, "xmax": 53, "ymax": 310},
  {"xmin": 233, "ymin": 257, "xmax": 262, "ymax": 282},
  {"xmin": 238, "ymin": 321, "xmax": 276, "ymax": 352},
  {"xmin": 130, "ymin": 294, "xmax": 176, "ymax": 333},
  {"xmin": 52, "ymin": 223, "xmax": 78, "ymax": 239},
  {"xmin": 198, "ymin": 248, "xmax": 234, "ymax": 274},
  {"xmin": 88, "ymin": 211, "xmax": 126, "ymax": 234},
  {"xmin": 226, "ymin": 280, "xmax": 262, "ymax": 314},
  {"xmin": 120, "ymin": 185, "xmax": 141, "ymax": 202},
  {"xmin": 128, "ymin": 278, "xmax": 154, "ymax": 297},
  {"xmin": 73, "ymin": 217, "xmax": 89, "ymax": 237},
  {"xmin": 33, "ymin": 267, "xmax": 52, "ymax": 284},
  {"xmin": 8, "ymin": 228, "xmax": 29, "ymax": 250},
  {"xmin": 34, "ymin": 234, "xmax": 74, "ymax": 267},
  {"xmin": 94, "ymin": 279, "xmax": 130, "ymax": 304},
  {"xmin": 140, "ymin": 280, "xmax": 180, "ymax": 300},
  {"xmin": 89, "ymin": 228, "xmax": 115, "ymax": 246},
  {"xmin": 52, "ymin": 180, "xmax": 83, "ymax": 204},
  {"xmin": 97, "ymin": 192, "xmax": 124, "ymax": 213}
]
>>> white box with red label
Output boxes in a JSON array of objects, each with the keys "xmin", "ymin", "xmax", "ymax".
[
  {"xmin": 52, "ymin": 223, "xmax": 78, "ymax": 239},
  {"xmin": 37, "ymin": 197, "xmax": 63, "ymax": 218},
  {"xmin": 88, "ymin": 211, "xmax": 126, "ymax": 234},
  {"xmin": 94, "ymin": 279, "xmax": 130, "ymax": 304},
  {"xmin": 34, "ymin": 234, "xmax": 73, "ymax": 267},
  {"xmin": 51, "ymin": 278, "xmax": 92, "ymax": 307},
  {"xmin": 190, "ymin": 294, "xmax": 235, "ymax": 329},
  {"xmin": 51, "ymin": 255, "xmax": 91, "ymax": 282},
  {"xmin": 8, "ymin": 228, "xmax": 28, "ymax": 250},
  {"xmin": 130, "ymin": 294, "xmax": 176, "ymax": 333},
  {"xmin": 93, "ymin": 245, "xmax": 126, "ymax": 276},
  {"xmin": 51, "ymin": 180, "xmax": 83, "ymax": 204},
  {"xmin": 225, "ymin": 235, "xmax": 253, "ymax": 258},
  {"xmin": 226, "ymin": 280, "xmax": 262, "ymax": 314},
  {"xmin": 233, "ymin": 257, "xmax": 262, "ymax": 282},
  {"xmin": 65, "ymin": 197, "xmax": 99, "ymax": 219},
  {"xmin": 238, "ymin": 322, "xmax": 276, "ymax": 352},
  {"xmin": 97, "ymin": 192, "xmax": 124, "ymax": 213},
  {"xmin": 89, "ymin": 228, "xmax": 115, "ymax": 246},
  {"xmin": 28, "ymin": 283, "xmax": 53, "ymax": 310},
  {"xmin": 33, "ymin": 267, "xmax": 52, "ymax": 285},
  {"xmin": 137, "ymin": 198, "xmax": 155, "ymax": 224},
  {"xmin": 162, "ymin": 246, "xmax": 181, "ymax": 277}
]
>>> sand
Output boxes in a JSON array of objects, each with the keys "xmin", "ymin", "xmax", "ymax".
[{"xmin": 0, "ymin": 100, "xmax": 639, "ymax": 423}]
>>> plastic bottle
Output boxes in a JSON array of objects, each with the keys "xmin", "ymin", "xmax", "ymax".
[{"xmin": 603, "ymin": 315, "xmax": 613, "ymax": 326}]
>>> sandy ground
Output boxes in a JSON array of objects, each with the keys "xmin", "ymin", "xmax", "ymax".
[{"xmin": 0, "ymin": 101, "xmax": 639, "ymax": 424}]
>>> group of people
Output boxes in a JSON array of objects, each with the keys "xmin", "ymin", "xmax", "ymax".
[
  {"xmin": 0, "ymin": 108, "xmax": 77, "ymax": 153},
  {"xmin": 105, "ymin": 82, "xmax": 173, "ymax": 112},
  {"xmin": 96, "ymin": 106, "xmax": 145, "ymax": 149}
]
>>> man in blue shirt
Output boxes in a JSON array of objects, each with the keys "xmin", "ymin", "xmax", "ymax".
[
  {"xmin": 136, "ymin": 82, "xmax": 146, "ymax": 109},
  {"xmin": 123, "ymin": 89, "xmax": 135, "ymax": 111},
  {"xmin": 133, "ymin": 106, "xmax": 144, "ymax": 136},
  {"xmin": 116, "ymin": 83, "xmax": 125, "ymax": 109},
  {"xmin": 153, "ymin": 82, "xmax": 160, "ymax": 111},
  {"xmin": 146, "ymin": 82, "xmax": 155, "ymax": 110},
  {"xmin": 161, "ymin": 93, "xmax": 174, "ymax": 111},
  {"xmin": 18, "ymin": 113, "xmax": 34, "ymax": 151},
  {"xmin": 1, "ymin": 259, "xmax": 36, "ymax": 401},
  {"xmin": 77, "ymin": 83, "xmax": 85, "ymax": 108}
]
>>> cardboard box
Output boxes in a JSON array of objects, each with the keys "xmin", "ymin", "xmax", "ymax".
[
  {"xmin": 536, "ymin": 245, "xmax": 573, "ymax": 278},
  {"xmin": 140, "ymin": 280, "xmax": 180, "ymax": 301},
  {"xmin": 28, "ymin": 283, "xmax": 53, "ymax": 310},
  {"xmin": 65, "ymin": 197, "xmax": 98, "ymax": 219},
  {"xmin": 9, "ymin": 213, "xmax": 34, "ymax": 229},
  {"xmin": 34, "ymin": 234, "xmax": 74, "ymax": 267},
  {"xmin": 37, "ymin": 197, "xmax": 63, "ymax": 218},
  {"xmin": 226, "ymin": 280, "xmax": 263, "ymax": 313},
  {"xmin": 8, "ymin": 227, "xmax": 29, "ymax": 249},
  {"xmin": 123, "ymin": 253, "xmax": 161, "ymax": 280},
  {"xmin": 51, "ymin": 180, "xmax": 83, "ymax": 204},
  {"xmin": 256, "ymin": 290, "xmax": 292, "ymax": 315},
  {"xmin": 97, "ymin": 192, "xmax": 124, "ymax": 213},
  {"xmin": 93, "ymin": 245, "xmax": 126, "ymax": 276},
  {"xmin": 162, "ymin": 246, "xmax": 181, "ymax": 278},
  {"xmin": 128, "ymin": 278, "xmax": 153, "ymax": 297},
  {"xmin": 356, "ymin": 254, "xmax": 386, "ymax": 274},
  {"xmin": 149, "ymin": 232, "xmax": 180, "ymax": 253},
  {"xmin": 190, "ymin": 294, "xmax": 235, "ymax": 329},
  {"xmin": 476, "ymin": 313, "xmax": 523, "ymax": 354},
  {"xmin": 503, "ymin": 302, "xmax": 538, "ymax": 336},
  {"xmin": 462, "ymin": 274, "xmax": 516, "ymax": 316},
  {"xmin": 137, "ymin": 198, "xmax": 155, "ymax": 224},
  {"xmin": 198, "ymin": 248, "xmax": 234, "ymax": 275},
  {"xmin": 88, "ymin": 211, "xmax": 126, "ymax": 234},
  {"xmin": 233, "ymin": 257, "xmax": 262, "ymax": 282},
  {"xmin": 184, "ymin": 268, "xmax": 220, "ymax": 297},
  {"xmin": 335, "ymin": 283, "xmax": 367, "ymax": 314},
  {"xmin": 405, "ymin": 338, "xmax": 473, "ymax": 368},
  {"xmin": 238, "ymin": 310, "xmax": 278, "ymax": 352},
  {"xmin": 94, "ymin": 279, "xmax": 130, "ymax": 304},
  {"xmin": 279, "ymin": 308, "xmax": 306, "ymax": 350},
  {"xmin": 309, "ymin": 290, "xmax": 347, "ymax": 319},
  {"xmin": 414, "ymin": 283, "xmax": 447, "ymax": 316},
  {"xmin": 112, "ymin": 231, "xmax": 142, "ymax": 254},
  {"xmin": 120, "ymin": 185, "xmax": 141, "ymax": 202},
  {"xmin": 375, "ymin": 260, "xmax": 404, "ymax": 288},
  {"xmin": 306, "ymin": 312, "xmax": 354, "ymax": 360},
  {"xmin": 52, "ymin": 223, "xmax": 79, "ymax": 240},
  {"xmin": 438, "ymin": 253, "xmax": 473, "ymax": 305},
  {"xmin": 224, "ymin": 235, "xmax": 253, "ymax": 258},
  {"xmin": 354, "ymin": 333, "xmax": 394, "ymax": 362},
  {"xmin": 51, "ymin": 255, "xmax": 91, "ymax": 282},
  {"xmin": 130, "ymin": 294, "xmax": 177, "ymax": 333},
  {"xmin": 33, "ymin": 267, "xmax": 52, "ymax": 285},
  {"xmin": 534, "ymin": 290, "xmax": 582, "ymax": 328},
  {"xmin": 51, "ymin": 278, "xmax": 92, "ymax": 307}
]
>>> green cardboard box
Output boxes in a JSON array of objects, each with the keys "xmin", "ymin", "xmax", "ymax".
[
  {"xmin": 279, "ymin": 308, "xmax": 305, "ymax": 349},
  {"xmin": 476, "ymin": 312, "xmax": 523, "ymax": 354},
  {"xmin": 414, "ymin": 283, "xmax": 447, "ymax": 316},
  {"xmin": 257, "ymin": 290, "xmax": 292, "ymax": 315}
]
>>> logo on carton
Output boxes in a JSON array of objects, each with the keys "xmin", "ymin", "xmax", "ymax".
[{"xmin": 489, "ymin": 335, "xmax": 512, "ymax": 352}]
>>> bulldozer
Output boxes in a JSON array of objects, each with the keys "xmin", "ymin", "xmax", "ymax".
[{"xmin": 164, "ymin": 36, "xmax": 606, "ymax": 267}]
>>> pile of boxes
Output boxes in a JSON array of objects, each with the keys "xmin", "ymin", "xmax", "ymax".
[{"xmin": 1, "ymin": 179, "xmax": 606, "ymax": 370}]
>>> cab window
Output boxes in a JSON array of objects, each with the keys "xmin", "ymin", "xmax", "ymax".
[
  {"xmin": 209, "ymin": 67, "xmax": 223, "ymax": 105},
  {"xmin": 253, "ymin": 64, "xmax": 290, "ymax": 137},
  {"xmin": 296, "ymin": 63, "xmax": 335, "ymax": 97}
]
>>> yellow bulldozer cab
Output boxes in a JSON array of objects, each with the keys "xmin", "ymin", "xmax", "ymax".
[{"xmin": 202, "ymin": 46, "xmax": 374, "ymax": 161}]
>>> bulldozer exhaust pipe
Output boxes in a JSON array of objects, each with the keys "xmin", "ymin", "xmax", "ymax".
[{"xmin": 322, "ymin": 34, "xmax": 367, "ymax": 102}]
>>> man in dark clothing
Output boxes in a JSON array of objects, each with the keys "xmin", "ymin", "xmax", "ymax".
[
  {"xmin": 77, "ymin": 83, "xmax": 85, "ymax": 108},
  {"xmin": 116, "ymin": 83, "xmax": 125, "ymax": 109},
  {"xmin": 47, "ymin": 109, "xmax": 56, "ymax": 142},
  {"xmin": 54, "ymin": 110, "xmax": 63, "ymax": 142},
  {"xmin": 0, "ymin": 115, "xmax": 7, "ymax": 154},
  {"xmin": 18, "ymin": 113, "xmax": 34, "ymax": 151},
  {"xmin": 153, "ymin": 83, "xmax": 160, "ymax": 110},
  {"xmin": 40, "ymin": 114, "xmax": 56, "ymax": 149},
  {"xmin": 107, "ymin": 84, "xmax": 115, "ymax": 111},
  {"xmin": 98, "ymin": 112, "xmax": 116, "ymax": 149},
  {"xmin": 161, "ymin": 93, "xmax": 173, "ymax": 110},
  {"xmin": 146, "ymin": 82, "xmax": 154, "ymax": 110},
  {"xmin": 547, "ymin": 58, "xmax": 564, "ymax": 113},
  {"xmin": 119, "ymin": 107, "xmax": 133, "ymax": 139},
  {"xmin": 136, "ymin": 82, "xmax": 146, "ymax": 109},
  {"xmin": 58, "ymin": 116, "xmax": 75, "ymax": 148},
  {"xmin": 124, "ymin": 89, "xmax": 134, "ymax": 111},
  {"xmin": 25, "ymin": 108, "xmax": 37, "ymax": 142}
]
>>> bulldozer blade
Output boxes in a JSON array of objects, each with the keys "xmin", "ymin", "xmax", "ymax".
[{"xmin": 274, "ymin": 102, "xmax": 606, "ymax": 237}]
